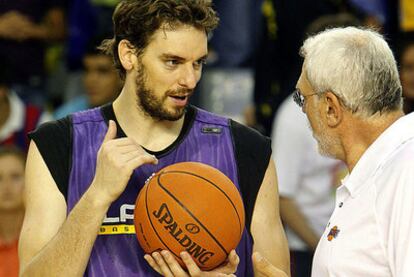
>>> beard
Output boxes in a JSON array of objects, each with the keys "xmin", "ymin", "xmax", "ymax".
[
  {"xmin": 135, "ymin": 62, "xmax": 193, "ymax": 121},
  {"xmin": 307, "ymin": 113, "xmax": 340, "ymax": 158}
]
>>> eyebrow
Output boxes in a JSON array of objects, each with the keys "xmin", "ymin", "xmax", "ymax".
[{"xmin": 160, "ymin": 53, "xmax": 208, "ymax": 61}]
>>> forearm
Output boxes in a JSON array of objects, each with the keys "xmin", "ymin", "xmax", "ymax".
[
  {"xmin": 20, "ymin": 186, "xmax": 110, "ymax": 277},
  {"xmin": 252, "ymin": 217, "xmax": 290, "ymax": 277},
  {"xmin": 28, "ymin": 22, "xmax": 64, "ymax": 41},
  {"xmin": 20, "ymin": 8, "xmax": 65, "ymax": 41},
  {"xmin": 280, "ymin": 197, "xmax": 319, "ymax": 249}
]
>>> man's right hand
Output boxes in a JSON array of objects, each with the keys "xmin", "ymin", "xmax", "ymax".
[{"xmin": 91, "ymin": 120, "xmax": 158, "ymax": 206}]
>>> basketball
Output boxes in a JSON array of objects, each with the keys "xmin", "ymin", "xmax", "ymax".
[{"xmin": 134, "ymin": 161, "xmax": 245, "ymax": 271}]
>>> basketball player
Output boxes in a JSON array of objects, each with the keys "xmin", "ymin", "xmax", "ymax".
[
  {"xmin": 254, "ymin": 27, "xmax": 414, "ymax": 276},
  {"xmin": 18, "ymin": 1, "xmax": 290, "ymax": 276}
]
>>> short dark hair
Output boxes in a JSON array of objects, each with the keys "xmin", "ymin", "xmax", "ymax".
[
  {"xmin": 99, "ymin": 0, "xmax": 219, "ymax": 80},
  {"xmin": 85, "ymin": 36, "xmax": 112, "ymax": 57}
]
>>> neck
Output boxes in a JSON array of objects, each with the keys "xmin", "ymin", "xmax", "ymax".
[
  {"xmin": 0, "ymin": 209, "xmax": 24, "ymax": 244},
  {"xmin": 340, "ymin": 110, "xmax": 404, "ymax": 171},
  {"xmin": 113, "ymin": 85, "xmax": 185, "ymax": 152}
]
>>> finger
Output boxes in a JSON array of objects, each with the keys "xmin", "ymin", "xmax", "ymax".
[
  {"xmin": 126, "ymin": 153, "xmax": 158, "ymax": 168},
  {"xmin": 161, "ymin": 250, "xmax": 188, "ymax": 276},
  {"xmin": 144, "ymin": 254, "xmax": 163, "ymax": 275},
  {"xmin": 117, "ymin": 144, "xmax": 144, "ymax": 154},
  {"xmin": 227, "ymin": 250, "xmax": 240, "ymax": 270},
  {"xmin": 119, "ymin": 149, "xmax": 145, "ymax": 161},
  {"xmin": 180, "ymin": 251, "xmax": 201, "ymax": 276},
  {"xmin": 211, "ymin": 250, "xmax": 239, "ymax": 274},
  {"xmin": 152, "ymin": 252, "xmax": 174, "ymax": 277},
  {"xmin": 252, "ymin": 252, "xmax": 287, "ymax": 277},
  {"xmin": 106, "ymin": 137, "xmax": 139, "ymax": 147},
  {"xmin": 103, "ymin": 120, "xmax": 117, "ymax": 143}
]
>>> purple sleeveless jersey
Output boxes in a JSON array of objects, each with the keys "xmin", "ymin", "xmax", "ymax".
[{"xmin": 68, "ymin": 107, "xmax": 253, "ymax": 276}]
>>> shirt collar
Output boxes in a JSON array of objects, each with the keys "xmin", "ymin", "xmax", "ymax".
[{"xmin": 343, "ymin": 112, "xmax": 414, "ymax": 198}]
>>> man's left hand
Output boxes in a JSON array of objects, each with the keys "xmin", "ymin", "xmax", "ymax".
[{"xmin": 144, "ymin": 250, "xmax": 239, "ymax": 277}]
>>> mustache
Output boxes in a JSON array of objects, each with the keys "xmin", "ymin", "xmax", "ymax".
[{"xmin": 166, "ymin": 88, "xmax": 194, "ymax": 96}]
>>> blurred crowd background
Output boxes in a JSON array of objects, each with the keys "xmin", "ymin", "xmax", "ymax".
[
  {"xmin": 0, "ymin": 0, "xmax": 413, "ymax": 276},
  {"xmin": 0, "ymin": 0, "xmax": 413, "ymax": 140}
]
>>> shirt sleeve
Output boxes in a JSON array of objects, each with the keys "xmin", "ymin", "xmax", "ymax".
[
  {"xmin": 230, "ymin": 119, "xmax": 272, "ymax": 232},
  {"xmin": 28, "ymin": 116, "xmax": 72, "ymax": 199}
]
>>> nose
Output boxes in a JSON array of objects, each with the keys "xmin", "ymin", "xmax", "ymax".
[{"xmin": 178, "ymin": 65, "xmax": 199, "ymax": 90}]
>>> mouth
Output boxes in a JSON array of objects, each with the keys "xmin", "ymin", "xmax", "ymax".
[
  {"xmin": 168, "ymin": 94, "xmax": 189, "ymax": 107},
  {"xmin": 169, "ymin": 95, "xmax": 187, "ymax": 100}
]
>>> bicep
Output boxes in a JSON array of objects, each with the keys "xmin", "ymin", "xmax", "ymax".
[
  {"xmin": 251, "ymin": 158, "xmax": 280, "ymax": 230},
  {"xmin": 19, "ymin": 140, "xmax": 67, "ymax": 269}
]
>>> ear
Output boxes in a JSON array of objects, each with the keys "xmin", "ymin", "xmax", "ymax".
[
  {"xmin": 323, "ymin": 91, "xmax": 343, "ymax": 127},
  {"xmin": 118, "ymin": 39, "xmax": 137, "ymax": 71}
]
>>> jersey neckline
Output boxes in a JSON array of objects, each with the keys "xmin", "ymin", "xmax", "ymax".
[{"xmin": 100, "ymin": 103, "xmax": 196, "ymax": 157}]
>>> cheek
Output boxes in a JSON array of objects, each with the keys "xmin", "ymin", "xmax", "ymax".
[{"xmin": 144, "ymin": 66, "xmax": 177, "ymax": 91}]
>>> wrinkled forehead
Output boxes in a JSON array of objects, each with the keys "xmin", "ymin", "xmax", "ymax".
[
  {"xmin": 297, "ymin": 64, "xmax": 313, "ymax": 92},
  {"xmin": 144, "ymin": 24, "xmax": 208, "ymax": 59}
]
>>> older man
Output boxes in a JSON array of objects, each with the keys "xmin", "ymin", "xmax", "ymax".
[{"xmin": 256, "ymin": 27, "xmax": 414, "ymax": 276}]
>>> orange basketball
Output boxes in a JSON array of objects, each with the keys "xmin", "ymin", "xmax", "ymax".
[{"xmin": 134, "ymin": 162, "xmax": 245, "ymax": 271}]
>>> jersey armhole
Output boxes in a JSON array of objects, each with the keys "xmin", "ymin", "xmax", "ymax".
[{"xmin": 230, "ymin": 120, "xmax": 272, "ymax": 232}]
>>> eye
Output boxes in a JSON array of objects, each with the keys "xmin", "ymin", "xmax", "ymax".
[
  {"xmin": 193, "ymin": 58, "xmax": 206, "ymax": 69},
  {"xmin": 166, "ymin": 59, "xmax": 180, "ymax": 67}
]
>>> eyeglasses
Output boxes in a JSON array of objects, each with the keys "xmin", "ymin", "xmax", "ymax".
[{"xmin": 292, "ymin": 89, "xmax": 318, "ymax": 108}]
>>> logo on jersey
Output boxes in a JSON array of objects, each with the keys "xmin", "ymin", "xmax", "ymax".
[
  {"xmin": 327, "ymin": 226, "xmax": 340, "ymax": 241},
  {"xmin": 201, "ymin": 126, "xmax": 222, "ymax": 134},
  {"xmin": 99, "ymin": 204, "xmax": 135, "ymax": 235}
]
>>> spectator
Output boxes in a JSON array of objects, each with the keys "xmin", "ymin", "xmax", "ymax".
[
  {"xmin": 65, "ymin": 0, "xmax": 118, "ymax": 101},
  {"xmin": 0, "ymin": 0, "xmax": 66, "ymax": 106},
  {"xmin": 0, "ymin": 62, "xmax": 52, "ymax": 152},
  {"xmin": 0, "ymin": 146, "xmax": 26, "ymax": 277},
  {"xmin": 54, "ymin": 38, "xmax": 122, "ymax": 119}
]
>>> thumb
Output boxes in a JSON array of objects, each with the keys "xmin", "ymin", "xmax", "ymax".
[
  {"xmin": 252, "ymin": 252, "xmax": 288, "ymax": 277},
  {"xmin": 103, "ymin": 120, "xmax": 117, "ymax": 142}
]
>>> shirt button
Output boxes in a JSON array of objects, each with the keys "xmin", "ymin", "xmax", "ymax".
[{"xmin": 339, "ymin": 202, "xmax": 343, "ymax": 208}]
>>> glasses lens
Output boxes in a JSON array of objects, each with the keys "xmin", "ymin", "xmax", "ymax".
[{"xmin": 293, "ymin": 90, "xmax": 303, "ymax": 107}]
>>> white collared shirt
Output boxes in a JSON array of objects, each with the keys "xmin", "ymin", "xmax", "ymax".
[{"xmin": 312, "ymin": 112, "xmax": 414, "ymax": 277}]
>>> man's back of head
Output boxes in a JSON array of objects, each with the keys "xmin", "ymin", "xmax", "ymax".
[{"xmin": 300, "ymin": 27, "xmax": 403, "ymax": 118}]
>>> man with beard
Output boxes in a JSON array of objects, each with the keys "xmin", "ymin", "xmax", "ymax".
[
  {"xmin": 18, "ymin": 1, "xmax": 289, "ymax": 276},
  {"xmin": 254, "ymin": 27, "xmax": 414, "ymax": 276}
]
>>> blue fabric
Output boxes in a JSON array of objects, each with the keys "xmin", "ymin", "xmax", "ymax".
[
  {"xmin": 54, "ymin": 96, "xmax": 89, "ymax": 119},
  {"xmin": 348, "ymin": 0, "xmax": 387, "ymax": 23},
  {"xmin": 208, "ymin": 0, "xmax": 263, "ymax": 67},
  {"xmin": 67, "ymin": 0, "xmax": 98, "ymax": 70}
]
